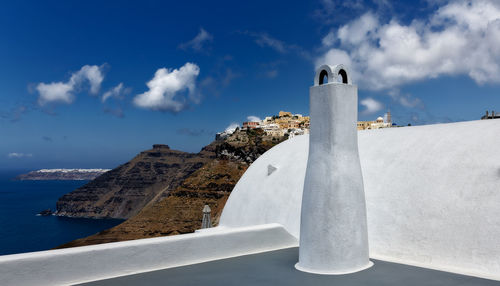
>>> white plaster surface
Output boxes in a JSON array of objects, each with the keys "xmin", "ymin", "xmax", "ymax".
[
  {"xmin": 0, "ymin": 224, "xmax": 297, "ymax": 286},
  {"xmin": 296, "ymin": 65, "xmax": 370, "ymax": 274},
  {"xmin": 220, "ymin": 119, "xmax": 500, "ymax": 280}
]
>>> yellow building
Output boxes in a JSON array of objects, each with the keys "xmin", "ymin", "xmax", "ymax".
[
  {"xmin": 275, "ymin": 117, "xmax": 301, "ymax": 129},
  {"xmin": 279, "ymin": 111, "xmax": 292, "ymax": 117},
  {"xmin": 357, "ymin": 116, "xmax": 391, "ymax": 130},
  {"xmin": 357, "ymin": 121, "xmax": 373, "ymax": 130}
]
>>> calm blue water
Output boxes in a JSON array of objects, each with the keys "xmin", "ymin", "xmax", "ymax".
[{"xmin": 0, "ymin": 170, "xmax": 124, "ymax": 255}]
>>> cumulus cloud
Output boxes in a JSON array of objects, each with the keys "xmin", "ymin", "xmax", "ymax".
[
  {"xmin": 133, "ymin": 63, "xmax": 200, "ymax": 112},
  {"xmin": 36, "ymin": 82, "xmax": 74, "ymax": 105},
  {"xmin": 102, "ymin": 83, "xmax": 129, "ymax": 102},
  {"xmin": 179, "ymin": 28, "xmax": 213, "ymax": 52},
  {"xmin": 7, "ymin": 152, "xmax": 32, "ymax": 158},
  {"xmin": 360, "ymin": 97, "xmax": 383, "ymax": 115},
  {"xmin": 246, "ymin": 115, "xmax": 261, "ymax": 122},
  {"xmin": 74, "ymin": 65, "xmax": 104, "ymax": 94},
  {"xmin": 36, "ymin": 65, "xmax": 105, "ymax": 105},
  {"xmin": 316, "ymin": 0, "xmax": 500, "ymax": 90}
]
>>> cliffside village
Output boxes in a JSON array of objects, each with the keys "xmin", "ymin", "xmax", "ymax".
[{"xmin": 216, "ymin": 110, "xmax": 394, "ymax": 141}]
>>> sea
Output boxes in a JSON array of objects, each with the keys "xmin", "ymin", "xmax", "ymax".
[{"xmin": 0, "ymin": 170, "xmax": 124, "ymax": 256}]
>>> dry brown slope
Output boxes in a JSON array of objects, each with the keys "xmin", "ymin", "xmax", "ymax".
[{"xmin": 57, "ymin": 159, "xmax": 247, "ymax": 248}]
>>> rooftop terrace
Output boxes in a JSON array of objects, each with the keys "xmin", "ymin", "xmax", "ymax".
[{"xmin": 77, "ymin": 248, "xmax": 500, "ymax": 286}]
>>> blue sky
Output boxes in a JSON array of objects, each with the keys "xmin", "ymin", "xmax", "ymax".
[{"xmin": 1, "ymin": 0, "xmax": 499, "ymax": 170}]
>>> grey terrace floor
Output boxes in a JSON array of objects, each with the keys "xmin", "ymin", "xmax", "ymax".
[{"xmin": 76, "ymin": 247, "xmax": 500, "ymax": 286}]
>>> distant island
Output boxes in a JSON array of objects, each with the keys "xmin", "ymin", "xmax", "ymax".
[{"xmin": 16, "ymin": 169, "xmax": 110, "ymax": 181}]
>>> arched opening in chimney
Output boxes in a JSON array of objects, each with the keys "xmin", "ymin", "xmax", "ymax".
[
  {"xmin": 319, "ymin": 70, "xmax": 329, "ymax": 85},
  {"xmin": 338, "ymin": 69, "xmax": 348, "ymax": 84}
]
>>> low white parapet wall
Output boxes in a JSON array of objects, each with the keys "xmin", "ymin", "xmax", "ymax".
[{"xmin": 0, "ymin": 223, "xmax": 298, "ymax": 286}]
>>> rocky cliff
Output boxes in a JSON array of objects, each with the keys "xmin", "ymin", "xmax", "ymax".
[
  {"xmin": 55, "ymin": 129, "xmax": 285, "ymax": 247},
  {"xmin": 57, "ymin": 159, "xmax": 247, "ymax": 248},
  {"xmin": 56, "ymin": 144, "xmax": 213, "ymax": 219}
]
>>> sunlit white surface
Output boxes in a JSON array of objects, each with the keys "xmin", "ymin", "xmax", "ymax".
[{"xmin": 221, "ymin": 120, "xmax": 500, "ymax": 279}]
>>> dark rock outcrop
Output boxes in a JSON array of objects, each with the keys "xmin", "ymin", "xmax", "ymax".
[
  {"xmin": 38, "ymin": 209, "xmax": 53, "ymax": 216},
  {"xmin": 56, "ymin": 146, "xmax": 213, "ymax": 219}
]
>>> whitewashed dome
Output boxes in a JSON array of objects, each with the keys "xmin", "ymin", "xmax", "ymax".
[{"xmin": 219, "ymin": 120, "xmax": 500, "ymax": 277}]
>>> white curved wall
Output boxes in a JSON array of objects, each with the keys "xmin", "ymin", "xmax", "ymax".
[{"xmin": 220, "ymin": 120, "xmax": 500, "ymax": 279}]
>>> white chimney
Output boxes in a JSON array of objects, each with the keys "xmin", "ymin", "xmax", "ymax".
[{"xmin": 295, "ymin": 64, "xmax": 372, "ymax": 274}]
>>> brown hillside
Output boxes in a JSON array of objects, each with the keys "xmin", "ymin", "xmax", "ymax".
[
  {"xmin": 56, "ymin": 159, "xmax": 247, "ymax": 248},
  {"xmin": 56, "ymin": 128, "xmax": 285, "ymax": 248}
]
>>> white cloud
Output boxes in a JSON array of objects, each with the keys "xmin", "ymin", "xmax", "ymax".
[
  {"xmin": 179, "ymin": 28, "xmax": 213, "ymax": 52},
  {"xmin": 246, "ymin": 115, "xmax": 261, "ymax": 122},
  {"xmin": 224, "ymin": 122, "xmax": 239, "ymax": 134},
  {"xmin": 133, "ymin": 63, "xmax": 200, "ymax": 112},
  {"xmin": 36, "ymin": 65, "xmax": 105, "ymax": 105},
  {"xmin": 322, "ymin": 30, "xmax": 336, "ymax": 47},
  {"xmin": 102, "ymin": 83, "xmax": 127, "ymax": 102},
  {"xmin": 7, "ymin": 152, "xmax": 33, "ymax": 158},
  {"xmin": 72, "ymin": 65, "xmax": 104, "ymax": 94},
  {"xmin": 316, "ymin": 0, "xmax": 500, "ymax": 91},
  {"xmin": 337, "ymin": 12, "xmax": 379, "ymax": 45},
  {"xmin": 360, "ymin": 97, "xmax": 383, "ymax": 115},
  {"xmin": 36, "ymin": 82, "xmax": 74, "ymax": 105}
]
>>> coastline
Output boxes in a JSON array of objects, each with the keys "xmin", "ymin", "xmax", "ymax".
[{"xmin": 0, "ymin": 171, "xmax": 123, "ymax": 255}]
